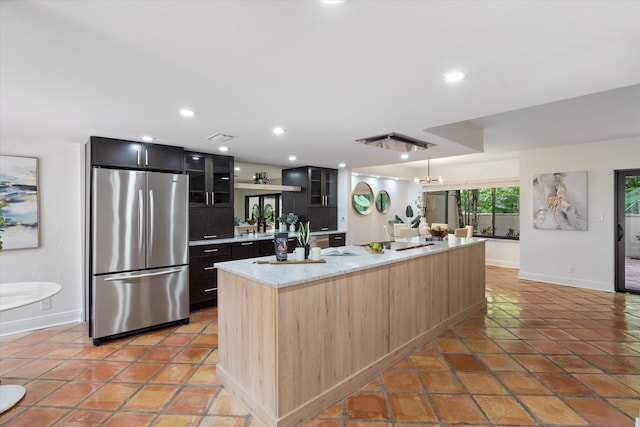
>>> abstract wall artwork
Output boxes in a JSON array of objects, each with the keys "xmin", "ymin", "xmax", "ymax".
[
  {"xmin": 533, "ymin": 171, "xmax": 587, "ymax": 231},
  {"xmin": 0, "ymin": 155, "xmax": 39, "ymax": 250}
]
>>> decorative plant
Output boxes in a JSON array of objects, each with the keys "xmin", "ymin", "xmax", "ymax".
[
  {"xmin": 297, "ymin": 221, "xmax": 310, "ymax": 247},
  {"xmin": 279, "ymin": 212, "xmax": 298, "ymax": 225},
  {"xmin": 405, "ymin": 204, "xmax": 421, "ymax": 228}
]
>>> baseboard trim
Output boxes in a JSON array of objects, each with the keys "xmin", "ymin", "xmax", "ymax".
[
  {"xmin": 0, "ymin": 310, "xmax": 81, "ymax": 337},
  {"xmin": 518, "ymin": 271, "xmax": 612, "ymax": 292}
]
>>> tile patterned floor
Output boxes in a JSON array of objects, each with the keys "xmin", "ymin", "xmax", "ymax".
[{"xmin": 1, "ymin": 266, "xmax": 639, "ymax": 426}]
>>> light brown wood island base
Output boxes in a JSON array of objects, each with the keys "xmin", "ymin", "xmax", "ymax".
[{"xmin": 216, "ymin": 238, "xmax": 486, "ymax": 427}]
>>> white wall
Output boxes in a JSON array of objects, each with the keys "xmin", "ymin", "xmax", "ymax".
[
  {"xmin": 519, "ymin": 136, "xmax": 640, "ymax": 291},
  {"xmin": 348, "ymin": 175, "xmax": 410, "ymax": 245},
  {"xmin": 0, "ymin": 140, "xmax": 83, "ymax": 335}
]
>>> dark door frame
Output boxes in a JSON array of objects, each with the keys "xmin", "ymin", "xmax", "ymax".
[{"xmin": 614, "ymin": 168, "xmax": 640, "ymax": 294}]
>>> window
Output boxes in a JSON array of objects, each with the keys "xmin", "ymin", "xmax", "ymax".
[{"xmin": 422, "ymin": 186, "xmax": 520, "ymax": 239}]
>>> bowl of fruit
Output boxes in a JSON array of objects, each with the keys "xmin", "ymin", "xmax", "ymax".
[{"xmin": 366, "ymin": 241, "xmax": 384, "ymax": 254}]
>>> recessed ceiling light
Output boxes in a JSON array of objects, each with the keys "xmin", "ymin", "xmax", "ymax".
[
  {"xmin": 219, "ymin": 146, "xmax": 229, "ymax": 152},
  {"xmin": 288, "ymin": 155, "xmax": 296, "ymax": 161},
  {"xmin": 180, "ymin": 108, "xmax": 195, "ymax": 117},
  {"xmin": 141, "ymin": 135, "xmax": 154, "ymax": 142},
  {"xmin": 273, "ymin": 127, "xmax": 285, "ymax": 135},
  {"xmin": 444, "ymin": 70, "xmax": 466, "ymax": 83},
  {"xmin": 401, "ymin": 153, "xmax": 409, "ymax": 159},
  {"xmin": 323, "ymin": 0, "xmax": 344, "ymax": 4},
  {"xmin": 234, "ymin": 167, "xmax": 240, "ymax": 171},
  {"xmin": 338, "ymin": 163, "xmax": 346, "ymax": 168}
]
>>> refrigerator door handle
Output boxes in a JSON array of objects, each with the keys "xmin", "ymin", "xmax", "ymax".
[
  {"xmin": 149, "ymin": 189, "xmax": 155, "ymax": 259},
  {"xmin": 138, "ymin": 188, "xmax": 145, "ymax": 259},
  {"xmin": 103, "ymin": 267, "xmax": 184, "ymax": 281},
  {"xmin": 136, "ymin": 149, "xmax": 140, "ymax": 166}
]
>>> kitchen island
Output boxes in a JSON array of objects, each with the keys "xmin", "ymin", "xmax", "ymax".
[{"xmin": 216, "ymin": 237, "xmax": 486, "ymax": 427}]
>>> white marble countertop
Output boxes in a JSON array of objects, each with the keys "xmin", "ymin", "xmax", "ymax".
[
  {"xmin": 0, "ymin": 281, "xmax": 62, "ymax": 312},
  {"xmin": 190, "ymin": 229, "xmax": 344, "ymax": 246},
  {"xmin": 215, "ymin": 237, "xmax": 485, "ymax": 289}
]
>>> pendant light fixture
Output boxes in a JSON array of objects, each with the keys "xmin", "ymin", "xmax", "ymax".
[{"xmin": 414, "ymin": 159, "xmax": 443, "ymax": 184}]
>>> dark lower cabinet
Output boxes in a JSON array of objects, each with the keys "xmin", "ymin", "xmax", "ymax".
[
  {"xmin": 189, "ymin": 232, "xmax": 346, "ymax": 311},
  {"xmin": 189, "ymin": 243, "xmax": 231, "ymax": 311}
]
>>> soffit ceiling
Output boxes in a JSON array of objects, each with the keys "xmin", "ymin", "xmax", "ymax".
[{"xmin": 1, "ymin": 0, "xmax": 639, "ymax": 172}]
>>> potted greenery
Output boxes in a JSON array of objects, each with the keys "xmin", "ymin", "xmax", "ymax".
[
  {"xmin": 297, "ymin": 220, "xmax": 311, "ymax": 258},
  {"xmin": 279, "ymin": 213, "xmax": 299, "ymax": 232}
]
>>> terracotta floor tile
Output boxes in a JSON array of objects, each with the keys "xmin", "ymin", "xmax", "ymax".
[
  {"xmin": 121, "ymin": 384, "xmax": 179, "ymax": 411},
  {"xmin": 358, "ymin": 375, "xmax": 382, "ymax": 392},
  {"xmin": 390, "ymin": 358, "xmax": 412, "ymax": 370},
  {"xmin": 79, "ymin": 383, "xmax": 141, "ymax": 410},
  {"xmin": 199, "ymin": 415, "xmax": 249, "ymax": 427},
  {"xmin": 75, "ymin": 360, "xmax": 129, "ymax": 382},
  {"xmin": 191, "ymin": 334, "xmax": 218, "ymax": 347},
  {"xmin": 166, "ymin": 385, "xmax": 218, "ymax": 414},
  {"xmin": 103, "ymin": 412, "xmax": 156, "ymax": 427},
  {"xmin": 36, "ymin": 360, "xmax": 92, "ymax": 380},
  {"xmin": 535, "ymin": 372, "xmax": 594, "ymax": 396},
  {"xmin": 557, "ymin": 340, "xmax": 607, "ymax": 355},
  {"xmin": 493, "ymin": 339, "xmax": 537, "ymax": 354},
  {"xmin": 74, "ymin": 345, "xmax": 118, "ymax": 360},
  {"xmin": 152, "ymin": 414, "xmax": 202, "ymax": 426},
  {"xmin": 519, "ymin": 395, "xmax": 588, "ymax": 425},
  {"xmin": 173, "ymin": 347, "xmax": 211, "ymax": 363},
  {"xmin": 527, "ymin": 339, "xmax": 574, "ymax": 354},
  {"xmin": 113, "ymin": 362, "xmax": 163, "ymax": 382},
  {"xmin": 0, "ymin": 407, "xmax": 69, "ymax": 426},
  {"xmin": 512, "ymin": 354, "xmax": 563, "ymax": 372},
  {"xmin": 457, "ymin": 372, "xmax": 509, "ymax": 394},
  {"xmin": 452, "ymin": 326, "xmax": 487, "ymax": 338},
  {"xmin": 476, "ymin": 353, "xmax": 525, "ymax": 371},
  {"xmin": 159, "ymin": 333, "xmax": 195, "ymax": 347},
  {"xmin": 483, "ymin": 327, "xmax": 518, "ymax": 339},
  {"xmin": 381, "ymin": 369, "xmax": 423, "ymax": 392},
  {"xmin": 39, "ymin": 381, "xmax": 101, "ymax": 407},
  {"xmin": 105, "ymin": 346, "xmax": 148, "ymax": 361},
  {"xmin": 537, "ymin": 328, "xmax": 580, "ymax": 340},
  {"xmin": 474, "ymin": 395, "xmax": 535, "ymax": 424},
  {"xmin": 430, "ymin": 394, "xmax": 487, "ymax": 424},
  {"xmin": 564, "ymin": 397, "xmax": 633, "ymax": 426},
  {"xmin": 607, "ymin": 397, "xmax": 640, "ymax": 418},
  {"xmin": 303, "ymin": 421, "xmax": 344, "ymax": 427},
  {"xmin": 139, "ymin": 346, "xmax": 180, "ymax": 362},
  {"xmin": 5, "ymin": 358, "xmax": 62, "ymax": 378},
  {"xmin": 420, "ymin": 371, "xmax": 466, "ymax": 393},
  {"xmin": 592, "ymin": 340, "xmax": 640, "ymax": 355},
  {"xmin": 345, "ymin": 392, "xmax": 389, "ymax": 420},
  {"xmin": 316, "ymin": 401, "xmax": 343, "ymax": 418},
  {"xmin": 434, "ymin": 338, "xmax": 469, "ymax": 353},
  {"xmin": 583, "ymin": 354, "xmax": 638, "ymax": 373},
  {"xmin": 188, "ymin": 364, "xmax": 219, "ymax": 385},
  {"xmin": 151, "ymin": 363, "xmax": 196, "ymax": 384},
  {"xmin": 12, "ymin": 343, "xmax": 60, "ymax": 358},
  {"xmin": 611, "ymin": 374, "xmax": 640, "ymax": 393},
  {"xmin": 409, "ymin": 354, "xmax": 449, "ymax": 370},
  {"xmin": 572, "ymin": 373, "xmax": 639, "ymax": 397},
  {"xmin": 208, "ymin": 389, "xmax": 248, "ymax": 416},
  {"xmin": 346, "ymin": 422, "xmax": 392, "ymax": 427},
  {"xmin": 496, "ymin": 372, "xmax": 552, "ymax": 395},
  {"xmin": 443, "ymin": 353, "xmax": 486, "ymax": 371},
  {"xmin": 387, "ymin": 393, "xmax": 437, "ymax": 422},
  {"xmin": 416, "ymin": 342, "xmax": 437, "ymax": 353},
  {"xmin": 21, "ymin": 379, "xmax": 65, "ymax": 405},
  {"xmin": 547, "ymin": 355, "xmax": 601, "ymax": 373},
  {"xmin": 462, "ymin": 338, "xmax": 504, "ymax": 353},
  {"xmin": 56, "ymin": 408, "xmax": 112, "ymax": 426},
  {"xmin": 129, "ymin": 333, "xmax": 167, "ymax": 346}
]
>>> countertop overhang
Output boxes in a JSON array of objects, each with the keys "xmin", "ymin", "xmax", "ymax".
[{"xmin": 215, "ymin": 237, "xmax": 485, "ymax": 289}]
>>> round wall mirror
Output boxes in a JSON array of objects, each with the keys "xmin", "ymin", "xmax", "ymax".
[
  {"xmin": 375, "ymin": 190, "xmax": 390, "ymax": 213},
  {"xmin": 352, "ymin": 182, "xmax": 374, "ymax": 215}
]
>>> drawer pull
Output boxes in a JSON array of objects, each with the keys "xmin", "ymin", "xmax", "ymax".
[
  {"xmin": 316, "ymin": 237, "xmax": 329, "ymax": 242},
  {"xmin": 204, "ymin": 266, "xmax": 216, "ymax": 271},
  {"xmin": 240, "ymin": 242, "xmax": 254, "ymax": 246},
  {"xmin": 333, "ymin": 236, "xmax": 343, "ymax": 240},
  {"xmin": 203, "ymin": 235, "xmax": 217, "ymax": 239},
  {"xmin": 204, "ymin": 287, "xmax": 217, "ymax": 292},
  {"xmin": 203, "ymin": 248, "xmax": 219, "ymax": 253},
  {"xmin": 320, "ymin": 227, "xmax": 329, "ymax": 231}
]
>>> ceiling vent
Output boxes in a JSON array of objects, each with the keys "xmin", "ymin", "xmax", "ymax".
[
  {"xmin": 356, "ymin": 132, "xmax": 436, "ymax": 152},
  {"xmin": 206, "ymin": 132, "xmax": 234, "ymax": 143}
]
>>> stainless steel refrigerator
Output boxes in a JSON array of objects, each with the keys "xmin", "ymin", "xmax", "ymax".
[{"xmin": 90, "ymin": 168, "xmax": 189, "ymax": 344}]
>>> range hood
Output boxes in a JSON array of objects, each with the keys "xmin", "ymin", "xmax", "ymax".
[{"xmin": 356, "ymin": 132, "xmax": 436, "ymax": 152}]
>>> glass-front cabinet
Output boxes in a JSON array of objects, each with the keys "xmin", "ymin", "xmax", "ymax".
[
  {"xmin": 309, "ymin": 168, "xmax": 337, "ymax": 207},
  {"xmin": 185, "ymin": 152, "xmax": 233, "ymax": 207}
]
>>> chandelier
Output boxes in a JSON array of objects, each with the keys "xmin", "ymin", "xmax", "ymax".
[{"xmin": 414, "ymin": 159, "xmax": 443, "ymax": 184}]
